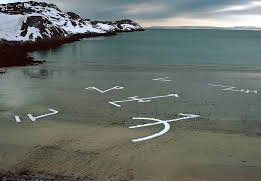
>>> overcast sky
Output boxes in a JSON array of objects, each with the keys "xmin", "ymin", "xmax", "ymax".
[{"xmin": 1, "ymin": 0, "xmax": 261, "ymax": 27}]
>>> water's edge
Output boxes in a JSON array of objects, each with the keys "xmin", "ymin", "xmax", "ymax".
[{"xmin": 0, "ymin": 30, "xmax": 144, "ymax": 68}]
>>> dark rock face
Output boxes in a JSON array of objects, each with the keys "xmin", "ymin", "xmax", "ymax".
[
  {"xmin": 115, "ymin": 19, "xmax": 141, "ymax": 26},
  {"xmin": 91, "ymin": 21, "xmax": 114, "ymax": 26},
  {"xmin": 67, "ymin": 12, "xmax": 81, "ymax": 20},
  {"xmin": 20, "ymin": 16, "xmax": 67, "ymax": 40},
  {"xmin": 114, "ymin": 19, "xmax": 143, "ymax": 32},
  {"xmin": 0, "ymin": 1, "xmax": 61, "ymax": 15}
]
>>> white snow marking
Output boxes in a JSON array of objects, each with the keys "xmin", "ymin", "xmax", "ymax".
[
  {"xmin": 130, "ymin": 113, "xmax": 200, "ymax": 142},
  {"xmin": 108, "ymin": 94, "xmax": 179, "ymax": 108},
  {"xmin": 85, "ymin": 86, "xmax": 124, "ymax": 93},
  {"xmin": 15, "ymin": 115, "xmax": 21, "ymax": 123},
  {"xmin": 28, "ymin": 109, "xmax": 58, "ymax": 122},
  {"xmin": 153, "ymin": 77, "xmax": 172, "ymax": 82},
  {"xmin": 208, "ymin": 83, "xmax": 258, "ymax": 94}
]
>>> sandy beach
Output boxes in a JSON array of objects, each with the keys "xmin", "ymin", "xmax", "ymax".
[
  {"xmin": 0, "ymin": 119, "xmax": 261, "ymax": 180},
  {"xmin": 1, "ymin": 29, "xmax": 261, "ymax": 180}
]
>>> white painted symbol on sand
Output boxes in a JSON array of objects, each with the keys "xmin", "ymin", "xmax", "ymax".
[
  {"xmin": 108, "ymin": 94, "xmax": 179, "ymax": 108},
  {"xmin": 208, "ymin": 84, "xmax": 258, "ymax": 94},
  {"xmin": 129, "ymin": 113, "xmax": 200, "ymax": 142},
  {"xmin": 28, "ymin": 109, "xmax": 59, "ymax": 122},
  {"xmin": 153, "ymin": 77, "xmax": 172, "ymax": 82},
  {"xmin": 85, "ymin": 86, "xmax": 124, "ymax": 93},
  {"xmin": 15, "ymin": 115, "xmax": 21, "ymax": 123}
]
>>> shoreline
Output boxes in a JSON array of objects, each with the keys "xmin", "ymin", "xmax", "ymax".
[
  {"xmin": 0, "ymin": 1, "xmax": 145, "ymax": 68},
  {"xmin": 0, "ymin": 30, "xmax": 144, "ymax": 68}
]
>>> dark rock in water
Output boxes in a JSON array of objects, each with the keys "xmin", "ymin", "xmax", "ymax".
[{"xmin": 0, "ymin": 42, "xmax": 45, "ymax": 67}]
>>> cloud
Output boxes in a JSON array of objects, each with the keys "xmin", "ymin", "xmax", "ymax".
[
  {"xmin": 138, "ymin": 16, "xmax": 234, "ymax": 27},
  {"xmin": 1, "ymin": 0, "xmax": 261, "ymax": 27},
  {"xmin": 215, "ymin": 0, "xmax": 261, "ymax": 12},
  {"xmin": 122, "ymin": 3, "xmax": 167, "ymax": 15}
]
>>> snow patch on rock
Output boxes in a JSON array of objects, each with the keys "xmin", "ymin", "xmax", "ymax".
[{"xmin": 0, "ymin": 1, "xmax": 143, "ymax": 42}]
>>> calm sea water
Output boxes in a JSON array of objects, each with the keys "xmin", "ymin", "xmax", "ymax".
[
  {"xmin": 1, "ymin": 29, "xmax": 261, "ymax": 135},
  {"xmin": 33, "ymin": 29, "xmax": 261, "ymax": 66}
]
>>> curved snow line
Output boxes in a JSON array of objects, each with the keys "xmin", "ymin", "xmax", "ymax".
[{"xmin": 130, "ymin": 118, "xmax": 170, "ymax": 142}]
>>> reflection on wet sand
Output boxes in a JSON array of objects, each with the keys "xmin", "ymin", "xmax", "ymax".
[
  {"xmin": 22, "ymin": 68, "xmax": 54, "ymax": 79},
  {"xmin": 0, "ymin": 69, "xmax": 6, "ymax": 74}
]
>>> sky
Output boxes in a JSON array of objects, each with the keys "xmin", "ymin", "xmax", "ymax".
[{"xmin": 1, "ymin": 0, "xmax": 261, "ymax": 27}]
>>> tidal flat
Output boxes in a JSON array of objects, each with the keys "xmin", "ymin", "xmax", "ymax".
[
  {"xmin": 1, "ymin": 63, "xmax": 261, "ymax": 180},
  {"xmin": 1, "ymin": 29, "xmax": 261, "ymax": 180}
]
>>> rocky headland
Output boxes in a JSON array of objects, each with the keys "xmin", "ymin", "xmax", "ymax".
[{"xmin": 0, "ymin": 1, "xmax": 144, "ymax": 67}]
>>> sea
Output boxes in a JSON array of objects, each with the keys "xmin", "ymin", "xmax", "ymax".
[{"xmin": 1, "ymin": 29, "xmax": 261, "ymax": 135}]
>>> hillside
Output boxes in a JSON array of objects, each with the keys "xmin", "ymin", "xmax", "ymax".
[
  {"xmin": 0, "ymin": 1, "xmax": 144, "ymax": 67},
  {"xmin": 0, "ymin": 1, "xmax": 143, "ymax": 42}
]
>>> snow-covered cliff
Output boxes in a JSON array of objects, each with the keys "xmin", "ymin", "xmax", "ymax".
[{"xmin": 0, "ymin": 1, "xmax": 143, "ymax": 42}]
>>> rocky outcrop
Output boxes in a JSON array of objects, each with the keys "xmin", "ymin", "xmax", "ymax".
[
  {"xmin": 0, "ymin": 1, "xmax": 144, "ymax": 67},
  {"xmin": 0, "ymin": 41, "xmax": 45, "ymax": 67},
  {"xmin": 20, "ymin": 15, "xmax": 67, "ymax": 40},
  {"xmin": 0, "ymin": 1, "xmax": 144, "ymax": 42}
]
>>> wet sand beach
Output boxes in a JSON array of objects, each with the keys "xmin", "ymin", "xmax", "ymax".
[
  {"xmin": 1, "ymin": 120, "xmax": 261, "ymax": 180},
  {"xmin": 1, "ymin": 63, "xmax": 261, "ymax": 180},
  {"xmin": 1, "ymin": 30, "xmax": 261, "ymax": 180}
]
